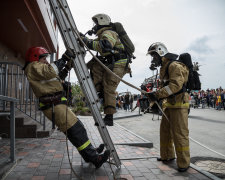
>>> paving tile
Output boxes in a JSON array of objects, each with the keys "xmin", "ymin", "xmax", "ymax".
[
  {"xmin": 123, "ymin": 161, "xmax": 134, "ymax": 166},
  {"xmin": 129, "ymin": 170, "xmax": 143, "ymax": 177},
  {"xmin": 134, "ymin": 177, "xmax": 147, "ymax": 180},
  {"xmin": 126, "ymin": 166, "xmax": 138, "ymax": 171},
  {"xmin": 5, "ymin": 172, "xmax": 23, "ymax": 180},
  {"xmin": 48, "ymin": 166, "xmax": 60, "ymax": 173},
  {"xmin": 52, "ymin": 158, "xmax": 62, "ymax": 162},
  {"xmin": 157, "ymin": 165, "xmax": 172, "ymax": 171},
  {"xmin": 135, "ymin": 151, "xmax": 144, "ymax": 155},
  {"xmin": 96, "ymin": 176, "xmax": 110, "ymax": 180},
  {"xmin": 38, "ymin": 165, "xmax": 49, "ymax": 170},
  {"xmin": 43, "ymin": 144, "xmax": 51, "ymax": 147},
  {"xmin": 163, "ymin": 170, "xmax": 179, "ymax": 177},
  {"xmin": 157, "ymin": 174, "xmax": 174, "ymax": 180},
  {"xmin": 47, "ymin": 150, "xmax": 56, "ymax": 153},
  {"xmin": 54, "ymin": 154, "xmax": 63, "ymax": 158},
  {"xmin": 138, "ymin": 167, "xmax": 151, "ymax": 173},
  {"xmin": 151, "ymin": 168, "xmax": 164, "ymax": 175},
  {"xmin": 59, "ymin": 175, "xmax": 72, "ymax": 180},
  {"xmin": 27, "ymin": 144, "xmax": 37, "ymax": 148},
  {"xmin": 95, "ymin": 168, "xmax": 107, "ymax": 176},
  {"xmin": 192, "ymin": 173, "xmax": 211, "ymax": 180},
  {"xmin": 115, "ymin": 168, "xmax": 129, "ymax": 175},
  {"xmin": 50, "ymin": 161, "xmax": 61, "ymax": 167},
  {"xmin": 45, "ymin": 172, "xmax": 59, "ymax": 180},
  {"xmin": 31, "ymin": 159, "xmax": 42, "ymax": 163},
  {"xmin": 187, "ymin": 168, "xmax": 198, "ymax": 174},
  {"xmin": 61, "ymin": 163, "xmax": 71, "ymax": 168},
  {"xmin": 31, "ymin": 176, "xmax": 45, "ymax": 180},
  {"xmin": 17, "ymin": 152, "xmax": 28, "ymax": 156},
  {"xmin": 12, "ymin": 165, "xmax": 26, "ymax": 172},
  {"xmin": 119, "ymin": 174, "xmax": 134, "ymax": 180},
  {"xmin": 34, "ymin": 169, "xmax": 48, "ymax": 176},
  {"xmin": 59, "ymin": 168, "xmax": 71, "ymax": 175},
  {"xmin": 20, "ymin": 173, "xmax": 33, "ymax": 180},
  {"xmin": 17, "ymin": 160, "xmax": 29, "ymax": 166},
  {"xmin": 27, "ymin": 162, "xmax": 40, "ymax": 168},
  {"xmin": 40, "ymin": 159, "xmax": 51, "ymax": 165},
  {"xmin": 171, "ymin": 176, "xmax": 186, "ymax": 180}
]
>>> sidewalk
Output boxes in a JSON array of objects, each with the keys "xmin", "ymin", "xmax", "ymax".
[{"xmin": 0, "ymin": 115, "xmax": 217, "ymax": 180}]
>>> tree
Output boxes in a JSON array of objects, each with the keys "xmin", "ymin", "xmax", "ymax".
[{"xmin": 71, "ymin": 82, "xmax": 91, "ymax": 115}]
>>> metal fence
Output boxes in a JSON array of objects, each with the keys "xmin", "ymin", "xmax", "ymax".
[{"xmin": 0, "ymin": 62, "xmax": 46, "ymax": 130}]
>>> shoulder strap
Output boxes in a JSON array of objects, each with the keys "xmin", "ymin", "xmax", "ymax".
[{"xmin": 165, "ymin": 60, "xmax": 175, "ymax": 78}]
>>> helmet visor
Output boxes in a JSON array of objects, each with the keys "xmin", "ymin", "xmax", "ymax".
[
  {"xmin": 39, "ymin": 54, "xmax": 50, "ymax": 64},
  {"xmin": 92, "ymin": 17, "xmax": 98, "ymax": 25}
]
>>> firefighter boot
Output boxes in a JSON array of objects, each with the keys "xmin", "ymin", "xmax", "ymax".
[
  {"xmin": 104, "ymin": 114, "xmax": 113, "ymax": 126},
  {"xmin": 66, "ymin": 120, "xmax": 110, "ymax": 168},
  {"xmin": 96, "ymin": 144, "xmax": 105, "ymax": 154},
  {"xmin": 94, "ymin": 114, "xmax": 113, "ymax": 126}
]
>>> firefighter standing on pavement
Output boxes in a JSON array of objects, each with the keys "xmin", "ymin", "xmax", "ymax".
[
  {"xmin": 23, "ymin": 47, "xmax": 109, "ymax": 169},
  {"xmin": 80, "ymin": 14, "xmax": 129, "ymax": 126},
  {"xmin": 146, "ymin": 42, "xmax": 190, "ymax": 172}
]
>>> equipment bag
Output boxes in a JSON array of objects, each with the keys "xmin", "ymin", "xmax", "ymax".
[
  {"xmin": 166, "ymin": 53, "xmax": 201, "ymax": 91},
  {"xmin": 111, "ymin": 22, "xmax": 135, "ymax": 57}
]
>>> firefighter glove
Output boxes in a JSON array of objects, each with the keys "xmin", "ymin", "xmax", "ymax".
[
  {"xmin": 65, "ymin": 59, "xmax": 73, "ymax": 71},
  {"xmin": 79, "ymin": 32, "xmax": 85, "ymax": 37},
  {"xmin": 141, "ymin": 84, "xmax": 147, "ymax": 91},
  {"xmin": 146, "ymin": 92, "xmax": 157, "ymax": 101},
  {"xmin": 54, "ymin": 58, "xmax": 67, "ymax": 72},
  {"xmin": 62, "ymin": 49, "xmax": 76, "ymax": 61},
  {"xmin": 79, "ymin": 32, "xmax": 88, "ymax": 44},
  {"xmin": 59, "ymin": 68, "xmax": 68, "ymax": 80}
]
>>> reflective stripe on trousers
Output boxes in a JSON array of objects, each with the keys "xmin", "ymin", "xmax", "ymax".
[{"xmin": 77, "ymin": 140, "xmax": 91, "ymax": 151}]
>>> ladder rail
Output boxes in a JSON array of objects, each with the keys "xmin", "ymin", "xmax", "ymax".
[{"xmin": 49, "ymin": 0, "xmax": 121, "ymax": 167}]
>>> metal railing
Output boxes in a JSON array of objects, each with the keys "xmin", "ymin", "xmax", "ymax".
[
  {"xmin": 0, "ymin": 62, "xmax": 46, "ymax": 130},
  {"xmin": 0, "ymin": 95, "xmax": 19, "ymax": 162}
]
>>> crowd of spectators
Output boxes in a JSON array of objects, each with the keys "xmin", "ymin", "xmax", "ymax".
[
  {"xmin": 116, "ymin": 92, "xmax": 135, "ymax": 111},
  {"xmin": 190, "ymin": 87, "xmax": 225, "ymax": 110},
  {"xmin": 115, "ymin": 87, "xmax": 225, "ymax": 113}
]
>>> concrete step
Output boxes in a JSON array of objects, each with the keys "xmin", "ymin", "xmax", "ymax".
[
  {"xmin": 0, "ymin": 116, "xmax": 24, "ymax": 127},
  {"xmin": 15, "ymin": 110, "xmax": 53, "ymax": 138},
  {"xmin": 0, "ymin": 110, "xmax": 54, "ymax": 138},
  {"xmin": 0, "ymin": 124, "xmax": 37, "ymax": 138}
]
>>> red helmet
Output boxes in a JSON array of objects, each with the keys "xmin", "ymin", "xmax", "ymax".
[{"xmin": 25, "ymin": 47, "xmax": 49, "ymax": 62}]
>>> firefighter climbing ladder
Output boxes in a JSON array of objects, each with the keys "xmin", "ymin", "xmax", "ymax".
[{"xmin": 49, "ymin": 0, "xmax": 121, "ymax": 167}]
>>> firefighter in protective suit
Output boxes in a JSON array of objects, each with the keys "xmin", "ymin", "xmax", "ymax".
[
  {"xmin": 80, "ymin": 14, "xmax": 129, "ymax": 126},
  {"xmin": 146, "ymin": 42, "xmax": 190, "ymax": 172},
  {"xmin": 23, "ymin": 47, "xmax": 110, "ymax": 169}
]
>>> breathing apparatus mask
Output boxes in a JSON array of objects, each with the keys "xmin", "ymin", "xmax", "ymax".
[{"xmin": 149, "ymin": 52, "xmax": 162, "ymax": 70}]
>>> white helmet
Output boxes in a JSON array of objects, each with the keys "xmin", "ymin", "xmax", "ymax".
[
  {"xmin": 92, "ymin": 14, "xmax": 111, "ymax": 26},
  {"xmin": 147, "ymin": 42, "xmax": 168, "ymax": 57}
]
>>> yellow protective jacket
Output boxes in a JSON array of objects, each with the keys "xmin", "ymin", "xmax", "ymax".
[
  {"xmin": 155, "ymin": 57, "xmax": 189, "ymax": 109},
  {"xmin": 24, "ymin": 62, "xmax": 63, "ymax": 98},
  {"xmin": 86, "ymin": 27, "xmax": 128, "ymax": 65}
]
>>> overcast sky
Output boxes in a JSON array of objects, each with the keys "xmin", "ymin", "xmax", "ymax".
[{"xmin": 58, "ymin": 0, "xmax": 225, "ymax": 94}]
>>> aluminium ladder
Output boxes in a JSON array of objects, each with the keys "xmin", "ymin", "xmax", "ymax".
[{"xmin": 49, "ymin": 0, "xmax": 121, "ymax": 167}]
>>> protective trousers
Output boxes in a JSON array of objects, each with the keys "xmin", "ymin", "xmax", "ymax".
[
  {"xmin": 160, "ymin": 108, "xmax": 190, "ymax": 168},
  {"xmin": 43, "ymin": 104, "xmax": 77, "ymax": 132},
  {"xmin": 91, "ymin": 62, "xmax": 127, "ymax": 114},
  {"xmin": 66, "ymin": 120, "xmax": 99, "ymax": 163}
]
